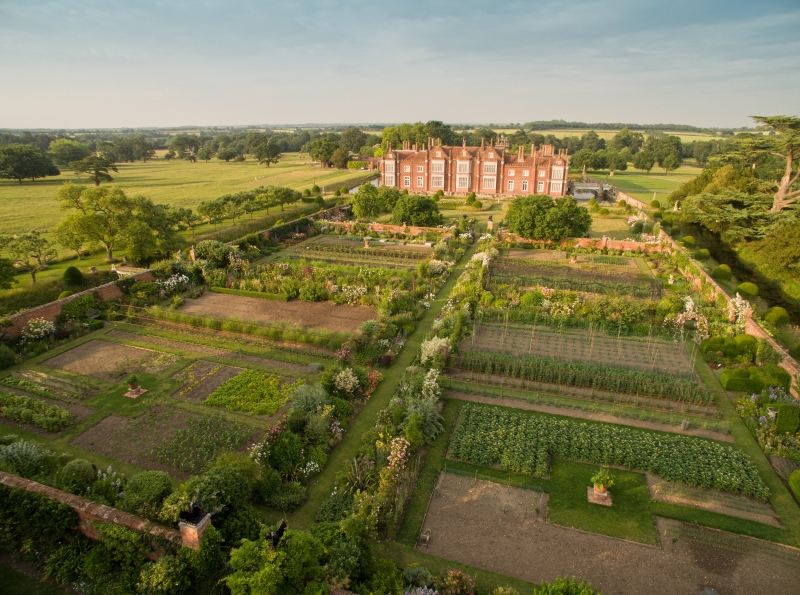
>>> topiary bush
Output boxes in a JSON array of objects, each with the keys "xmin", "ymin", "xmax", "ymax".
[
  {"xmin": 58, "ymin": 291, "xmax": 73, "ymax": 299},
  {"xmin": 736, "ymin": 282, "xmax": 759, "ymax": 298},
  {"xmin": 711, "ymin": 264, "xmax": 732, "ymax": 280},
  {"xmin": 63, "ymin": 266, "xmax": 84, "ymax": 286},
  {"xmin": 121, "ymin": 470, "xmax": 173, "ymax": 518},
  {"xmin": 694, "ymin": 248, "xmax": 710, "ymax": 260},
  {"xmin": 682, "ymin": 235, "xmax": 696, "ymax": 248},
  {"xmin": 763, "ymin": 306, "xmax": 790, "ymax": 327},
  {"xmin": 597, "ymin": 208, "xmax": 609, "ymax": 215},
  {"xmin": 720, "ymin": 368, "xmax": 762, "ymax": 393},
  {"xmin": 789, "ymin": 470, "xmax": 800, "ymax": 501},
  {"xmin": 0, "ymin": 344, "xmax": 17, "ymax": 370},
  {"xmin": 59, "ymin": 458, "xmax": 95, "ymax": 493},
  {"xmin": 650, "ymin": 199, "xmax": 660, "ymax": 208},
  {"xmin": 776, "ymin": 404, "xmax": 800, "ymax": 435}
]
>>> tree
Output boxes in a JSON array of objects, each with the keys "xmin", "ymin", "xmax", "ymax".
[
  {"xmin": 124, "ymin": 197, "xmax": 183, "ymax": 264},
  {"xmin": 330, "ymin": 148, "xmax": 349, "ymax": 169},
  {"xmin": 217, "ymin": 146, "xmax": 240, "ymax": 162},
  {"xmin": 608, "ymin": 127, "xmax": 644, "ymax": 153},
  {"xmin": 352, "ymin": 184, "xmax": 383, "ymax": 219},
  {"xmin": 309, "ymin": 137, "xmax": 338, "ymax": 167},
  {"xmin": 173, "ymin": 207, "xmax": 202, "ymax": 236},
  {"xmin": 506, "ymin": 195, "xmax": 591, "ymax": 241},
  {"xmin": 168, "ymin": 134, "xmax": 199, "ymax": 161},
  {"xmin": 48, "ymin": 139, "xmax": 91, "ymax": 167},
  {"xmin": 570, "ymin": 149, "xmax": 594, "ymax": 172},
  {"xmin": 391, "ymin": 195, "xmax": 443, "ymax": 226},
  {"xmin": 54, "ymin": 217, "xmax": 88, "ymax": 259},
  {"xmin": 606, "ymin": 150, "xmax": 628, "ymax": 173},
  {"xmin": 662, "ymin": 153, "xmax": 681, "ymax": 174},
  {"xmin": 0, "ymin": 258, "xmax": 15, "ymax": 290},
  {"xmin": 339, "ymin": 127, "xmax": 367, "ymax": 153},
  {"xmin": 197, "ymin": 147, "xmax": 212, "ymax": 162},
  {"xmin": 254, "ymin": 141, "xmax": 282, "ymax": 167},
  {"xmin": 57, "ymin": 183, "xmax": 134, "ymax": 261},
  {"xmin": 196, "ymin": 200, "xmax": 226, "ymax": 228},
  {"xmin": 632, "ymin": 150, "xmax": 655, "ymax": 172},
  {"xmin": 581, "ymin": 130, "xmax": 605, "ymax": 152},
  {"xmin": 424, "ymin": 120, "xmax": 456, "ymax": 146},
  {"xmin": 0, "ymin": 231, "xmax": 57, "ymax": 283},
  {"xmin": 750, "ymin": 116, "xmax": 800, "ymax": 211},
  {"xmin": 0, "ymin": 144, "xmax": 60, "ymax": 183},
  {"xmin": 70, "ymin": 155, "xmax": 118, "ymax": 186},
  {"xmin": 131, "ymin": 136, "xmax": 155, "ymax": 162}
]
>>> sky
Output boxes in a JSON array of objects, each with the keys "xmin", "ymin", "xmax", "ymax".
[{"xmin": 1, "ymin": 0, "xmax": 799, "ymax": 130}]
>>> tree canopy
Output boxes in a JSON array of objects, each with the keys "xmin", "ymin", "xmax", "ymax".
[
  {"xmin": 390, "ymin": 195, "xmax": 443, "ymax": 227},
  {"xmin": 48, "ymin": 139, "xmax": 91, "ymax": 167},
  {"xmin": 0, "ymin": 144, "xmax": 60, "ymax": 183},
  {"xmin": 0, "ymin": 231, "xmax": 58, "ymax": 282},
  {"xmin": 70, "ymin": 155, "xmax": 118, "ymax": 186},
  {"xmin": 506, "ymin": 195, "xmax": 591, "ymax": 241}
]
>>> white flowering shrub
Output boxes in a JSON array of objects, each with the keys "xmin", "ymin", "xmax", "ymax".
[
  {"xmin": 333, "ymin": 368, "xmax": 360, "ymax": 395},
  {"xmin": 158, "ymin": 273, "xmax": 190, "ymax": 293},
  {"xmin": 428, "ymin": 260, "xmax": 448, "ymax": 275},
  {"xmin": 21, "ymin": 318, "xmax": 56, "ymax": 343},
  {"xmin": 342, "ymin": 285, "xmax": 367, "ymax": 305},
  {"xmin": 419, "ymin": 336, "xmax": 449, "ymax": 365}
]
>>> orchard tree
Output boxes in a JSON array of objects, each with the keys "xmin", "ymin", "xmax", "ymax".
[
  {"xmin": 662, "ymin": 153, "xmax": 681, "ymax": 174},
  {"xmin": 196, "ymin": 200, "xmax": 225, "ymax": 228},
  {"xmin": 0, "ymin": 258, "xmax": 15, "ymax": 290},
  {"xmin": 57, "ymin": 183, "xmax": 133, "ymax": 260},
  {"xmin": 70, "ymin": 155, "xmax": 118, "ymax": 186},
  {"xmin": 0, "ymin": 231, "xmax": 58, "ymax": 283},
  {"xmin": 48, "ymin": 138, "xmax": 91, "ymax": 167},
  {"xmin": 54, "ymin": 216, "xmax": 88, "ymax": 259},
  {"xmin": 0, "ymin": 144, "xmax": 60, "ymax": 183}
]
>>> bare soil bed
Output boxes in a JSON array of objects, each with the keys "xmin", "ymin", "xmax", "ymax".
[
  {"xmin": 108, "ymin": 329, "xmax": 313, "ymax": 375},
  {"xmin": 180, "ymin": 292, "xmax": 376, "ymax": 333},
  {"xmin": 465, "ymin": 324, "xmax": 696, "ymax": 377},
  {"xmin": 0, "ymin": 392, "xmax": 96, "ymax": 437},
  {"xmin": 172, "ymin": 361, "xmax": 243, "ymax": 403},
  {"xmin": 420, "ymin": 472, "xmax": 800, "ymax": 595},
  {"xmin": 71, "ymin": 405, "xmax": 196, "ymax": 478},
  {"xmin": 42, "ymin": 340, "xmax": 165, "ymax": 381},
  {"xmin": 315, "ymin": 236, "xmax": 432, "ymax": 252},
  {"xmin": 646, "ymin": 474, "xmax": 782, "ymax": 527},
  {"xmin": 8, "ymin": 369, "xmax": 97, "ymax": 400},
  {"xmin": 445, "ymin": 390, "xmax": 732, "ymax": 442},
  {"xmin": 506, "ymin": 249, "xmax": 638, "ymax": 268}
]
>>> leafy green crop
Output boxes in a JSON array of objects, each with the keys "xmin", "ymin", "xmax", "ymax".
[
  {"xmin": 449, "ymin": 404, "xmax": 768, "ymax": 500},
  {"xmin": 205, "ymin": 370, "xmax": 303, "ymax": 416},
  {"xmin": 0, "ymin": 391, "xmax": 73, "ymax": 432}
]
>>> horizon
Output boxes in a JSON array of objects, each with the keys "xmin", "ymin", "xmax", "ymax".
[{"xmin": 2, "ymin": 1, "xmax": 799, "ymax": 130}]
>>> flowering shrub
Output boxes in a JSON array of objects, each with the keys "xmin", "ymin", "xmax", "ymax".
[
  {"xmin": 333, "ymin": 368, "xmax": 360, "ymax": 395},
  {"xmin": 420, "ymin": 336, "xmax": 449, "ymax": 365},
  {"xmin": 157, "ymin": 273, "xmax": 191, "ymax": 293},
  {"xmin": 342, "ymin": 285, "xmax": 368, "ymax": 305},
  {"xmin": 428, "ymin": 260, "xmax": 448, "ymax": 275},
  {"xmin": 434, "ymin": 570, "xmax": 476, "ymax": 595},
  {"xmin": 21, "ymin": 318, "xmax": 56, "ymax": 343}
]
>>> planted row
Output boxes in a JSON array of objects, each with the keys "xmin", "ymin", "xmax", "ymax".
[
  {"xmin": 0, "ymin": 391, "xmax": 73, "ymax": 432},
  {"xmin": 456, "ymin": 350, "xmax": 712, "ymax": 405},
  {"xmin": 449, "ymin": 404, "xmax": 769, "ymax": 500},
  {"xmin": 205, "ymin": 371, "xmax": 303, "ymax": 416}
]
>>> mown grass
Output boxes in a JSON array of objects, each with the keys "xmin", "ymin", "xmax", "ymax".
[{"xmin": 0, "ymin": 565, "xmax": 67, "ymax": 595}]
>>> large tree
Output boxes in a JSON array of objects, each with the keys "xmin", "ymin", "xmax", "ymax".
[
  {"xmin": 632, "ymin": 150, "xmax": 655, "ymax": 172},
  {"xmin": 390, "ymin": 195, "xmax": 443, "ymax": 227},
  {"xmin": 253, "ymin": 141, "xmax": 282, "ymax": 167},
  {"xmin": 48, "ymin": 138, "xmax": 91, "ymax": 167},
  {"xmin": 0, "ymin": 231, "xmax": 58, "ymax": 283},
  {"xmin": 330, "ymin": 148, "xmax": 349, "ymax": 169},
  {"xmin": 351, "ymin": 184, "xmax": 383, "ymax": 219},
  {"xmin": 0, "ymin": 144, "xmax": 60, "ymax": 183},
  {"xmin": 0, "ymin": 258, "xmax": 17, "ymax": 290},
  {"xmin": 339, "ymin": 127, "xmax": 367, "ymax": 153},
  {"xmin": 309, "ymin": 137, "xmax": 338, "ymax": 167},
  {"xmin": 131, "ymin": 136, "xmax": 155, "ymax": 162},
  {"xmin": 70, "ymin": 155, "xmax": 118, "ymax": 186},
  {"xmin": 751, "ymin": 115, "xmax": 800, "ymax": 211},
  {"xmin": 506, "ymin": 195, "xmax": 591, "ymax": 241}
]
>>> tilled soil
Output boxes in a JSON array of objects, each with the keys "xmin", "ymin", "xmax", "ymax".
[
  {"xmin": 108, "ymin": 329, "xmax": 312, "ymax": 375},
  {"xmin": 172, "ymin": 361, "xmax": 243, "ymax": 403},
  {"xmin": 42, "ymin": 340, "xmax": 158, "ymax": 381},
  {"xmin": 180, "ymin": 292, "xmax": 376, "ymax": 333},
  {"xmin": 446, "ymin": 390, "xmax": 733, "ymax": 442},
  {"xmin": 420, "ymin": 472, "xmax": 800, "ymax": 595}
]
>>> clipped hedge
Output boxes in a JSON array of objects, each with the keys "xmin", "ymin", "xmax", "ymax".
[
  {"xmin": 711, "ymin": 264, "xmax": 732, "ymax": 280},
  {"xmin": 694, "ymin": 249, "xmax": 710, "ymax": 260},
  {"xmin": 720, "ymin": 364, "xmax": 791, "ymax": 393},
  {"xmin": 736, "ymin": 282, "xmax": 759, "ymax": 298},
  {"xmin": 776, "ymin": 404, "xmax": 800, "ymax": 435},
  {"xmin": 210, "ymin": 286, "xmax": 289, "ymax": 302},
  {"xmin": 682, "ymin": 236, "xmax": 696, "ymax": 248},
  {"xmin": 702, "ymin": 334, "xmax": 757, "ymax": 358},
  {"xmin": 763, "ymin": 306, "xmax": 790, "ymax": 327},
  {"xmin": 789, "ymin": 470, "xmax": 800, "ymax": 501}
]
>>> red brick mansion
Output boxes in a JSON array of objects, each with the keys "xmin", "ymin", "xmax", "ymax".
[{"xmin": 381, "ymin": 136, "xmax": 569, "ymax": 198}]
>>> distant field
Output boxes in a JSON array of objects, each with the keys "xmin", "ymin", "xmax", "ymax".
[
  {"xmin": 0, "ymin": 153, "xmax": 374, "ymax": 235},
  {"xmin": 598, "ymin": 164, "xmax": 700, "ymax": 204},
  {"xmin": 469, "ymin": 128, "xmax": 727, "ymax": 144}
]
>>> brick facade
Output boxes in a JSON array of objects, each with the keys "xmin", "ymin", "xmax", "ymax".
[{"xmin": 382, "ymin": 137, "xmax": 569, "ymax": 198}]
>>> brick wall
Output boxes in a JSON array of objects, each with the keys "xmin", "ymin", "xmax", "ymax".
[
  {"xmin": 498, "ymin": 232, "xmax": 668, "ymax": 253},
  {"xmin": 617, "ymin": 190, "xmax": 650, "ymax": 210},
  {"xmin": 5, "ymin": 270, "xmax": 154, "ymax": 339},
  {"xmin": 0, "ymin": 471, "xmax": 182, "ymax": 552},
  {"xmin": 326, "ymin": 221, "xmax": 454, "ymax": 238}
]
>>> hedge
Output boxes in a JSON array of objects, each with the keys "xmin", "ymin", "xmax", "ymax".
[
  {"xmin": 736, "ymin": 282, "xmax": 759, "ymax": 298},
  {"xmin": 790, "ymin": 470, "xmax": 800, "ymax": 501},
  {"xmin": 720, "ymin": 364, "xmax": 791, "ymax": 393},
  {"xmin": 711, "ymin": 264, "xmax": 732, "ymax": 280},
  {"xmin": 776, "ymin": 404, "xmax": 800, "ymax": 435},
  {"xmin": 702, "ymin": 334, "xmax": 757, "ymax": 358},
  {"xmin": 210, "ymin": 287, "xmax": 289, "ymax": 302},
  {"xmin": 763, "ymin": 307, "xmax": 790, "ymax": 327}
]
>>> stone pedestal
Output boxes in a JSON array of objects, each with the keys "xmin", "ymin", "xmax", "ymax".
[
  {"xmin": 587, "ymin": 486, "xmax": 612, "ymax": 507},
  {"xmin": 124, "ymin": 387, "xmax": 147, "ymax": 399},
  {"xmin": 179, "ymin": 513, "xmax": 211, "ymax": 550}
]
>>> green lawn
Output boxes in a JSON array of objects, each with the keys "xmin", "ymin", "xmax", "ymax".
[
  {"xmin": 0, "ymin": 566, "xmax": 66, "ymax": 595},
  {"xmin": 588, "ymin": 164, "xmax": 700, "ymax": 204}
]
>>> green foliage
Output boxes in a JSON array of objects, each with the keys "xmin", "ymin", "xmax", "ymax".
[
  {"xmin": 60, "ymin": 293, "xmax": 101, "ymax": 320},
  {"xmin": 0, "ymin": 344, "xmax": 17, "ymax": 370},
  {"xmin": 58, "ymin": 458, "xmax": 95, "ymax": 493},
  {"xmin": 506, "ymin": 195, "xmax": 591, "ymax": 241},
  {"xmin": 209, "ymin": 286, "xmax": 289, "ymax": 301},
  {"xmin": 711, "ymin": 264, "xmax": 732, "ymax": 280},
  {"xmin": 650, "ymin": 199, "xmax": 660, "ymax": 208},
  {"xmin": 391, "ymin": 195, "xmax": 444, "ymax": 227},
  {"xmin": 194, "ymin": 239, "xmax": 232, "ymax": 268},
  {"xmin": 721, "ymin": 364, "xmax": 790, "ymax": 393},
  {"xmin": 267, "ymin": 481, "xmax": 307, "ymax": 512},
  {"xmin": 450, "ymin": 404, "xmax": 769, "ymax": 499},
  {"xmin": 681, "ymin": 235, "xmax": 696, "ymax": 248},
  {"xmin": 206, "ymin": 370, "xmax": 302, "ymax": 416},
  {"xmin": 694, "ymin": 248, "xmax": 710, "ymax": 260},
  {"xmin": 62, "ymin": 265, "xmax": 84, "ymax": 285},
  {"xmin": 0, "ymin": 143, "xmax": 60, "ymax": 183},
  {"xmin": 434, "ymin": 569, "xmax": 476, "ymax": 595},
  {"xmin": 533, "ymin": 577, "xmax": 601, "ymax": 595},
  {"xmin": 736, "ymin": 282, "xmax": 759, "ymax": 297},
  {"xmin": 0, "ymin": 390, "xmax": 73, "ymax": 431},
  {"xmin": 0, "ymin": 484, "xmax": 77, "ymax": 547},
  {"xmin": 789, "ymin": 470, "xmax": 800, "ymax": 501},
  {"xmin": 597, "ymin": 208, "xmax": 609, "ymax": 215},
  {"xmin": 763, "ymin": 306, "xmax": 790, "ymax": 327},
  {"xmin": 776, "ymin": 404, "xmax": 800, "ymax": 434},
  {"xmin": 0, "ymin": 439, "xmax": 50, "ymax": 477},
  {"xmin": 58, "ymin": 290, "xmax": 73, "ymax": 299},
  {"xmin": 269, "ymin": 432, "xmax": 304, "ymax": 479},
  {"xmin": 120, "ymin": 470, "xmax": 173, "ymax": 519}
]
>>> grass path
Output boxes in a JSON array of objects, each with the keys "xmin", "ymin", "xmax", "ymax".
[{"xmin": 289, "ymin": 241, "xmax": 479, "ymax": 528}]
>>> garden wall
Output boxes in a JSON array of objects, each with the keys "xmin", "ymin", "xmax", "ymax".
[
  {"xmin": 0, "ymin": 471, "xmax": 182, "ymax": 552},
  {"xmin": 497, "ymin": 231, "xmax": 668, "ymax": 253},
  {"xmin": 4, "ymin": 270, "xmax": 154, "ymax": 339},
  {"xmin": 617, "ymin": 190, "xmax": 650, "ymax": 210}
]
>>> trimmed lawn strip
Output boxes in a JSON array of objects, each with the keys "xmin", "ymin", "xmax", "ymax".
[
  {"xmin": 287, "ymin": 242, "xmax": 479, "ymax": 528},
  {"xmin": 693, "ymin": 348, "xmax": 800, "ymax": 546}
]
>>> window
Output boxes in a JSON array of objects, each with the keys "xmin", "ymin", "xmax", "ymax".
[
  {"xmin": 436, "ymin": 151, "xmax": 441, "ymax": 157},
  {"xmin": 537, "ymin": 181, "xmax": 544, "ymax": 192},
  {"xmin": 457, "ymin": 176, "xmax": 470, "ymax": 189},
  {"xmin": 431, "ymin": 161, "xmax": 444, "ymax": 173},
  {"xmin": 417, "ymin": 165, "xmax": 423, "ymax": 172},
  {"xmin": 551, "ymin": 182, "xmax": 563, "ymax": 192},
  {"xmin": 404, "ymin": 165, "xmax": 411, "ymax": 173},
  {"xmin": 484, "ymin": 162, "xmax": 497, "ymax": 174},
  {"xmin": 432, "ymin": 175, "xmax": 444, "ymax": 187},
  {"xmin": 404, "ymin": 176, "xmax": 411, "ymax": 187},
  {"xmin": 385, "ymin": 174, "xmax": 395, "ymax": 186},
  {"xmin": 509, "ymin": 169, "xmax": 515, "ymax": 176},
  {"xmin": 522, "ymin": 180, "xmax": 528, "ymax": 191},
  {"xmin": 417, "ymin": 176, "xmax": 423, "ymax": 187},
  {"xmin": 507, "ymin": 180, "xmax": 514, "ymax": 191},
  {"xmin": 489, "ymin": 152, "xmax": 494, "ymax": 158},
  {"xmin": 385, "ymin": 162, "xmax": 395, "ymax": 173},
  {"xmin": 457, "ymin": 161, "xmax": 471, "ymax": 173},
  {"xmin": 552, "ymin": 167, "xmax": 564, "ymax": 180},
  {"xmin": 483, "ymin": 177, "xmax": 496, "ymax": 190},
  {"xmin": 522, "ymin": 170, "xmax": 529, "ymax": 177},
  {"xmin": 538, "ymin": 170, "xmax": 546, "ymax": 178}
]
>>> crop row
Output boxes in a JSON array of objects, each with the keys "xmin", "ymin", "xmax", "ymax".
[
  {"xmin": 0, "ymin": 391, "xmax": 73, "ymax": 432},
  {"xmin": 205, "ymin": 370, "xmax": 302, "ymax": 416},
  {"xmin": 449, "ymin": 404, "xmax": 769, "ymax": 500},
  {"xmin": 302, "ymin": 243, "xmax": 429, "ymax": 260},
  {"xmin": 455, "ymin": 351, "xmax": 713, "ymax": 405}
]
